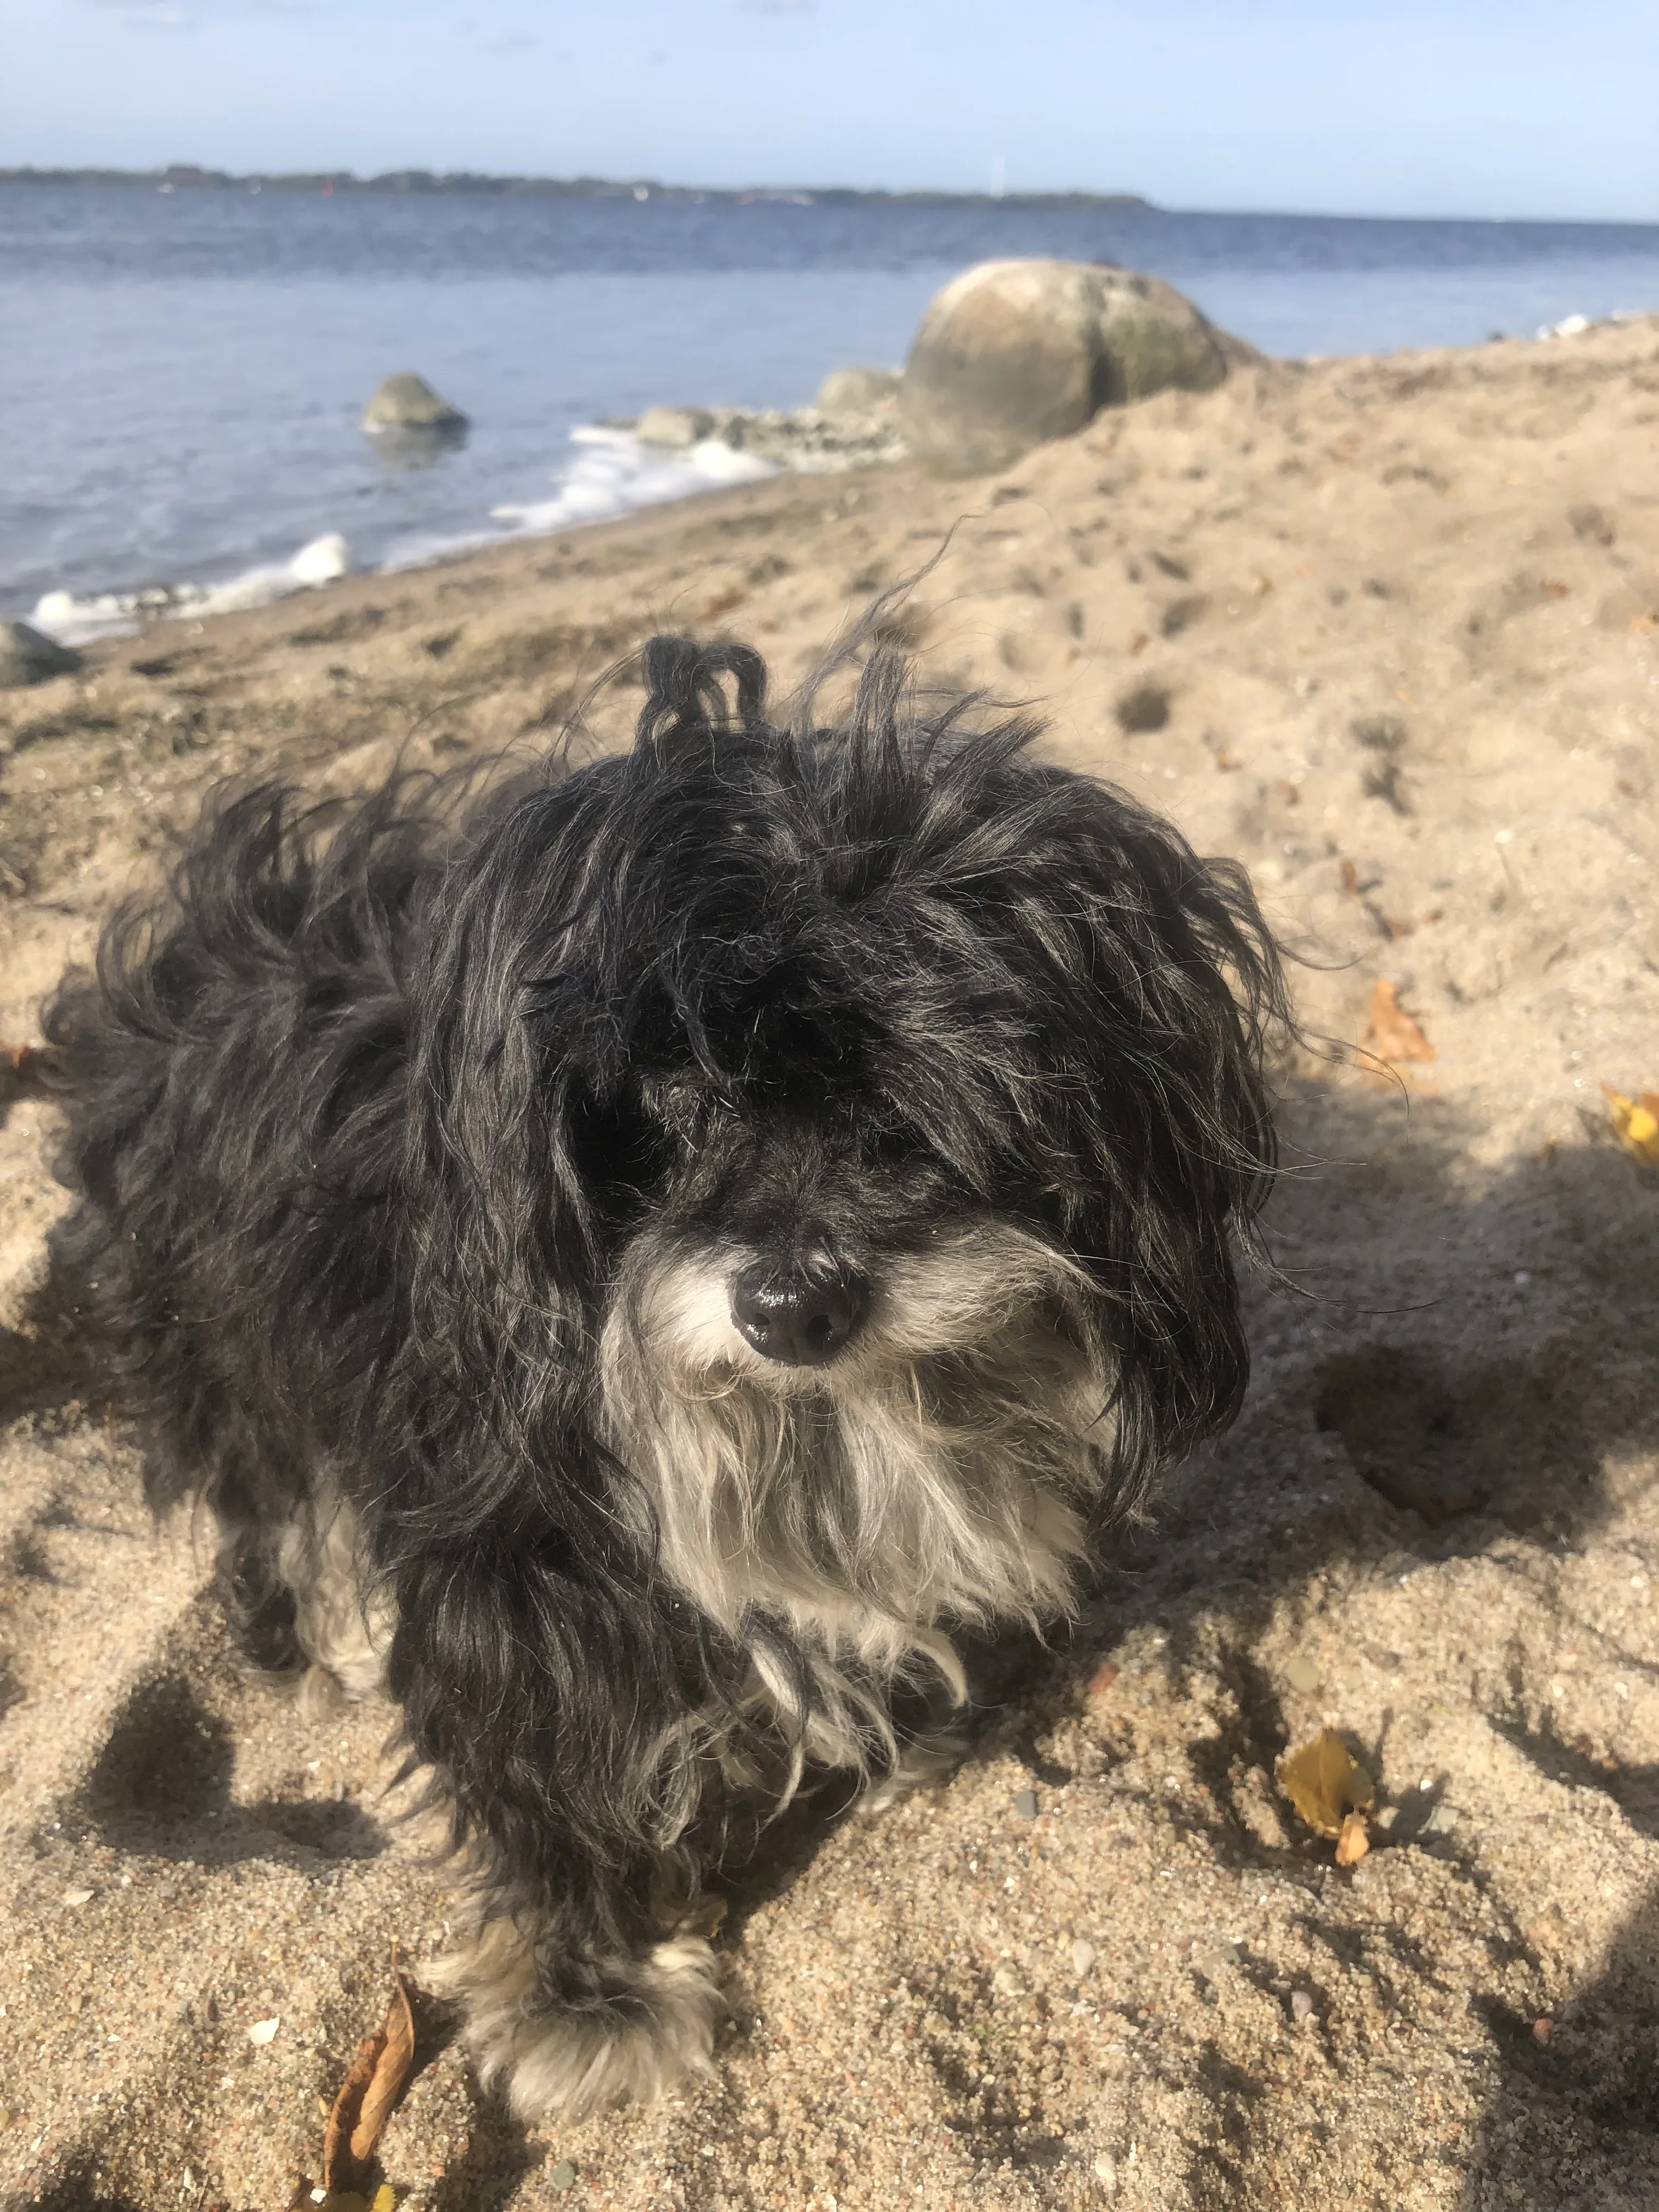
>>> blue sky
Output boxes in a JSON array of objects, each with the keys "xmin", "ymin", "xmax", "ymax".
[{"xmin": 4, "ymin": 0, "xmax": 1655, "ymax": 221}]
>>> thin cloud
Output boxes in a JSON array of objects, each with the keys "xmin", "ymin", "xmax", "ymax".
[{"xmin": 477, "ymin": 26, "xmax": 538, "ymax": 50}]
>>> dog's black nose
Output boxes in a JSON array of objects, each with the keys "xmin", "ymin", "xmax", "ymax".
[{"xmin": 730, "ymin": 1258, "xmax": 870, "ymax": 1367}]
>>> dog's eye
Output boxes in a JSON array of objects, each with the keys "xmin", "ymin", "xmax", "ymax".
[{"xmin": 568, "ymin": 1090, "xmax": 673, "ymax": 1204}]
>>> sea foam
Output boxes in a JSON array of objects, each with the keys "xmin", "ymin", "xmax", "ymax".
[{"xmin": 32, "ymin": 532, "xmax": 353, "ymax": 647}]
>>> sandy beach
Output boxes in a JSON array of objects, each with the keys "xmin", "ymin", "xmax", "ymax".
[{"xmin": 2, "ymin": 311, "xmax": 1659, "ymax": 2211}]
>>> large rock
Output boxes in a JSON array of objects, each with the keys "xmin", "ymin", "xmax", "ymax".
[
  {"xmin": 0, "ymin": 620, "xmax": 82, "ymax": 689},
  {"xmin": 362, "ymin": 373, "xmax": 469, "ymax": 434},
  {"xmin": 815, "ymin": 365, "xmax": 899, "ymax": 415},
  {"xmin": 636, "ymin": 406, "xmax": 717, "ymax": 450},
  {"xmin": 899, "ymin": 258, "xmax": 1249, "ymax": 475}
]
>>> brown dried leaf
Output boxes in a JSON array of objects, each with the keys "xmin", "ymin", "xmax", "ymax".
[
  {"xmin": 1276, "ymin": 1728, "xmax": 1375, "ymax": 1839},
  {"xmin": 321, "ymin": 1955, "xmax": 416, "ymax": 2196},
  {"xmin": 1364, "ymin": 978, "xmax": 1434, "ymax": 1065}
]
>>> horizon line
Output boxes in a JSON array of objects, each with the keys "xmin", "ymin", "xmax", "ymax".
[{"xmin": 3, "ymin": 165, "xmax": 1656, "ymax": 229}]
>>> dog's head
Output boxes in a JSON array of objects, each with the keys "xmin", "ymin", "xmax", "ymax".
[{"xmin": 404, "ymin": 636, "xmax": 1285, "ymax": 1663}]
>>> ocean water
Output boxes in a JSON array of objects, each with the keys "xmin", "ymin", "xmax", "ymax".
[{"xmin": 4, "ymin": 186, "xmax": 1657, "ymax": 630}]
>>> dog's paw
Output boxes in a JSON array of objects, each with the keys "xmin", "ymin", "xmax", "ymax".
[
  {"xmin": 858, "ymin": 1729, "xmax": 970, "ymax": 1818},
  {"xmin": 434, "ymin": 1923, "xmax": 723, "ymax": 2119}
]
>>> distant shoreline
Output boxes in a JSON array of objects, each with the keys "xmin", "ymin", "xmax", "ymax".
[{"xmin": 0, "ymin": 164, "xmax": 1155, "ymax": 211}]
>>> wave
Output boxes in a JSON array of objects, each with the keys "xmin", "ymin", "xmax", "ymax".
[{"xmin": 28, "ymin": 429, "xmax": 778, "ymax": 648}]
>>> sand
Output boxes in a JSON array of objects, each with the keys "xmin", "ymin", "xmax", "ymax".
[{"xmin": 2, "ymin": 312, "xmax": 1658, "ymax": 2212}]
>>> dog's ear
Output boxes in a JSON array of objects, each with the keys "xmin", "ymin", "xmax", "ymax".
[
  {"xmin": 390, "ymin": 777, "xmax": 617, "ymax": 1550},
  {"xmin": 958, "ymin": 766, "xmax": 1288, "ymax": 1515}
]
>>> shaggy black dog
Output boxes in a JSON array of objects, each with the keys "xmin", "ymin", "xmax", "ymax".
[{"xmin": 43, "ymin": 636, "xmax": 1285, "ymax": 2117}]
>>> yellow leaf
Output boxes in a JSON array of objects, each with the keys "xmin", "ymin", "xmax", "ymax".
[
  {"xmin": 1276, "ymin": 1728, "xmax": 1375, "ymax": 1839},
  {"xmin": 1334, "ymin": 1810, "xmax": 1372, "ymax": 1867},
  {"xmin": 1604, "ymin": 1087, "xmax": 1659, "ymax": 1166}
]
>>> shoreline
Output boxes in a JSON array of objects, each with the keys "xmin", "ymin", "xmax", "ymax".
[{"xmin": 12, "ymin": 307, "xmax": 1638, "ymax": 651}]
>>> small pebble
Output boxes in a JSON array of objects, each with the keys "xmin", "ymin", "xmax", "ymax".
[
  {"xmin": 1072, "ymin": 1938, "xmax": 1097, "ymax": 1977},
  {"xmin": 1284, "ymin": 1654, "xmax": 1322, "ymax": 1694},
  {"xmin": 61, "ymin": 1887, "xmax": 94, "ymax": 1909},
  {"xmin": 991, "ymin": 1964, "xmax": 1026, "ymax": 1997},
  {"xmin": 1013, "ymin": 1788, "xmax": 1039, "ymax": 1819},
  {"xmin": 548, "ymin": 2161, "xmax": 577, "ymax": 2192},
  {"xmin": 1093, "ymin": 2151, "xmax": 1118, "ymax": 2192},
  {"xmin": 1290, "ymin": 1990, "xmax": 1316, "ymax": 2023},
  {"xmin": 1532, "ymin": 2016, "xmax": 1553, "ymax": 2043},
  {"xmin": 246, "ymin": 2017, "xmax": 280, "ymax": 2046}
]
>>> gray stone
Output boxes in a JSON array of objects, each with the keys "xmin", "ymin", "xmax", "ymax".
[
  {"xmin": 899, "ymin": 257, "xmax": 1252, "ymax": 475},
  {"xmin": 815, "ymin": 364, "xmax": 899, "ymax": 414},
  {"xmin": 0, "ymin": 620, "xmax": 82, "ymax": 689},
  {"xmin": 361, "ymin": 373, "xmax": 469, "ymax": 434},
  {"xmin": 635, "ymin": 405, "xmax": 717, "ymax": 449}
]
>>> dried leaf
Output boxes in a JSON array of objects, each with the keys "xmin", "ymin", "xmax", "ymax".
[
  {"xmin": 1603, "ymin": 1086, "xmax": 1659, "ymax": 1167},
  {"xmin": 1334, "ymin": 1810, "xmax": 1372, "ymax": 1867},
  {"xmin": 1277, "ymin": 1728, "xmax": 1375, "ymax": 1839},
  {"xmin": 321, "ymin": 1955, "xmax": 416, "ymax": 2196},
  {"xmin": 1364, "ymin": 979, "xmax": 1434, "ymax": 1066}
]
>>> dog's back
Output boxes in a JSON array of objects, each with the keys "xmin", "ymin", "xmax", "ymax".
[{"xmin": 42, "ymin": 778, "xmax": 438, "ymax": 1660}]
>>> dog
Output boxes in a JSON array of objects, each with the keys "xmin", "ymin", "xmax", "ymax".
[{"xmin": 42, "ymin": 634, "xmax": 1285, "ymax": 2118}]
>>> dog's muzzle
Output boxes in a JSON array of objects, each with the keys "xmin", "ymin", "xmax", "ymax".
[{"xmin": 730, "ymin": 1254, "xmax": 870, "ymax": 1367}]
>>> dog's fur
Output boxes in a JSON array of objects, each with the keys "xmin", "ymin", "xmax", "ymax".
[{"xmin": 43, "ymin": 637, "xmax": 1285, "ymax": 2117}]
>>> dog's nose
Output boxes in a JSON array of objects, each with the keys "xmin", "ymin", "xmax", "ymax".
[{"xmin": 730, "ymin": 1258, "xmax": 870, "ymax": 1367}]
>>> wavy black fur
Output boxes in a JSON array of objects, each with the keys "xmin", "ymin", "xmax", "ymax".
[{"xmin": 43, "ymin": 636, "xmax": 1287, "ymax": 2114}]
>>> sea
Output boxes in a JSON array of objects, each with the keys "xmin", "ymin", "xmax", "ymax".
[{"xmin": 4, "ymin": 185, "xmax": 1658, "ymax": 637}]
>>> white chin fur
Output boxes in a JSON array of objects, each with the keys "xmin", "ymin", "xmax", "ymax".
[
  {"xmin": 600, "ymin": 1217, "xmax": 1114, "ymax": 1772},
  {"xmin": 426, "ymin": 1919, "xmax": 721, "ymax": 2120}
]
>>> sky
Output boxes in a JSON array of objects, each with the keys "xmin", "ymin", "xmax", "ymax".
[{"xmin": 2, "ymin": 0, "xmax": 1656, "ymax": 222}]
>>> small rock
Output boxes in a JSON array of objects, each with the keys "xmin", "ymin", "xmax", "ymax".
[
  {"xmin": 1420, "ymin": 1802, "xmax": 1459, "ymax": 1837},
  {"xmin": 990, "ymin": 1964, "xmax": 1026, "ymax": 1997},
  {"xmin": 246, "ymin": 2016, "xmax": 280, "ymax": 2046},
  {"xmin": 0, "ymin": 620, "xmax": 82, "ymax": 689},
  {"xmin": 1532, "ymin": 2016, "xmax": 1553, "ymax": 2043},
  {"xmin": 362, "ymin": 373, "xmax": 469, "ymax": 435},
  {"xmin": 61, "ymin": 1886, "xmax": 95, "ymax": 1908},
  {"xmin": 1093, "ymin": 2152, "xmax": 1118, "ymax": 2193},
  {"xmin": 1284, "ymin": 1654, "xmax": 1322, "ymax": 1694},
  {"xmin": 815, "ymin": 365, "xmax": 899, "ymax": 414},
  {"xmin": 1013, "ymin": 1788, "xmax": 1039, "ymax": 1819},
  {"xmin": 1290, "ymin": 1990, "xmax": 1315, "ymax": 2024},
  {"xmin": 1071, "ymin": 1939, "xmax": 1097, "ymax": 1977},
  {"xmin": 636, "ymin": 405, "xmax": 717, "ymax": 449},
  {"xmin": 548, "ymin": 2161, "xmax": 577, "ymax": 2192}
]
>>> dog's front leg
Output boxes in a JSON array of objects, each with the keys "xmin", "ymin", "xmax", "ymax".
[
  {"xmin": 425, "ymin": 1867, "xmax": 723, "ymax": 2120},
  {"xmin": 388, "ymin": 1544, "xmax": 725, "ymax": 2119}
]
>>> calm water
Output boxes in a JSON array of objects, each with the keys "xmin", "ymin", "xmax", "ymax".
[{"xmin": 4, "ymin": 185, "xmax": 1657, "ymax": 619}]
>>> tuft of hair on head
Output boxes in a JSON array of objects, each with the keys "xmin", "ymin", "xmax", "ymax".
[{"xmin": 634, "ymin": 636, "xmax": 768, "ymax": 755}]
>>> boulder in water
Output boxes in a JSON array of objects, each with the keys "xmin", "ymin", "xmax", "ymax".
[
  {"xmin": 899, "ymin": 258, "xmax": 1249, "ymax": 475},
  {"xmin": 0, "ymin": 620, "xmax": 82, "ymax": 689},
  {"xmin": 362, "ymin": 374, "xmax": 469, "ymax": 435},
  {"xmin": 815, "ymin": 366, "xmax": 899, "ymax": 415}
]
